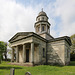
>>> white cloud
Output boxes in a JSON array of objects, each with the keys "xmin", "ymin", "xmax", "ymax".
[
  {"xmin": 0, "ymin": 0, "xmax": 38, "ymax": 42},
  {"xmin": 53, "ymin": 0, "xmax": 75, "ymax": 37},
  {"xmin": 0, "ymin": 0, "xmax": 75, "ymax": 42}
]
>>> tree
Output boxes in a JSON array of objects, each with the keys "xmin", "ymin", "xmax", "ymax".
[
  {"xmin": 3, "ymin": 42, "xmax": 7, "ymax": 61},
  {"xmin": 70, "ymin": 34, "xmax": 75, "ymax": 61},
  {"xmin": 8, "ymin": 43, "xmax": 16, "ymax": 61},
  {"xmin": 0, "ymin": 41, "xmax": 7, "ymax": 63},
  {"xmin": 70, "ymin": 34, "xmax": 75, "ymax": 51}
]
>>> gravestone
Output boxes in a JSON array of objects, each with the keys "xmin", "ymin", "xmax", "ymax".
[
  {"xmin": 25, "ymin": 72, "xmax": 31, "ymax": 75},
  {"xmin": 10, "ymin": 68, "xmax": 15, "ymax": 75}
]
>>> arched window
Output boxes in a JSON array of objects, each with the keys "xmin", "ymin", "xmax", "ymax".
[
  {"xmin": 38, "ymin": 18, "xmax": 40, "ymax": 21},
  {"xmin": 42, "ymin": 26, "xmax": 44, "ymax": 31},
  {"xmin": 37, "ymin": 26, "xmax": 40, "ymax": 32},
  {"xmin": 42, "ymin": 17, "xmax": 44, "ymax": 20}
]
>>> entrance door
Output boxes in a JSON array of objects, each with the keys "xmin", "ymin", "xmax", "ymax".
[{"xmin": 26, "ymin": 49, "xmax": 29, "ymax": 62}]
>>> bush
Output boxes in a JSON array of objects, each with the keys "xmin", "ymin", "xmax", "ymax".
[{"xmin": 70, "ymin": 51, "xmax": 75, "ymax": 61}]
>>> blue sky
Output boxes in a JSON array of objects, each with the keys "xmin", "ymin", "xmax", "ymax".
[
  {"xmin": 16, "ymin": 0, "xmax": 56, "ymax": 7},
  {"xmin": 0, "ymin": 0, "xmax": 75, "ymax": 42}
]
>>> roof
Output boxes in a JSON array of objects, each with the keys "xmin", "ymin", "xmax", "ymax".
[
  {"xmin": 9, "ymin": 32, "xmax": 71, "ymax": 46},
  {"xmin": 48, "ymin": 36, "xmax": 72, "ymax": 46},
  {"xmin": 38, "ymin": 11, "xmax": 47, "ymax": 16},
  {"xmin": 37, "ymin": 10, "xmax": 48, "ymax": 19},
  {"xmin": 9, "ymin": 32, "xmax": 47, "ymax": 43}
]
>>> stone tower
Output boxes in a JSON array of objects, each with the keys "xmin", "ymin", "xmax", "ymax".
[{"xmin": 34, "ymin": 10, "xmax": 53, "ymax": 40}]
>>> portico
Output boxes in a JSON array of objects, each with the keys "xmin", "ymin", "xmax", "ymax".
[
  {"xmin": 9, "ymin": 32, "xmax": 47, "ymax": 65},
  {"xmin": 11, "ymin": 42, "xmax": 35, "ymax": 64}
]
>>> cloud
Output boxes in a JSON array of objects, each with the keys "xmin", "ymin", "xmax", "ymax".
[
  {"xmin": 0, "ymin": 0, "xmax": 75, "ymax": 42},
  {"xmin": 0, "ymin": 0, "xmax": 38, "ymax": 42},
  {"xmin": 53, "ymin": 0, "xmax": 75, "ymax": 37}
]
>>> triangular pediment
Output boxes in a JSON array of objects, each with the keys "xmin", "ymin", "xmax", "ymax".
[
  {"xmin": 13, "ymin": 35, "xmax": 26, "ymax": 41},
  {"xmin": 9, "ymin": 32, "xmax": 33, "ymax": 42}
]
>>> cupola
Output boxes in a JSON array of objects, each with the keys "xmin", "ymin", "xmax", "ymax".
[{"xmin": 34, "ymin": 9, "xmax": 53, "ymax": 40}]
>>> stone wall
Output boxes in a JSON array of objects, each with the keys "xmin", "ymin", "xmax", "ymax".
[
  {"xmin": 34, "ymin": 45, "xmax": 39, "ymax": 64},
  {"xmin": 47, "ymin": 40, "xmax": 67, "ymax": 65},
  {"xmin": 33, "ymin": 37, "xmax": 46, "ymax": 64},
  {"xmin": 40, "ymin": 33, "xmax": 53, "ymax": 40},
  {"xmin": 64, "ymin": 41, "xmax": 70, "ymax": 65}
]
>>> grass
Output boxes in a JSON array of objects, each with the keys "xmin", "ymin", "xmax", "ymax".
[{"xmin": 0, "ymin": 61, "xmax": 75, "ymax": 75}]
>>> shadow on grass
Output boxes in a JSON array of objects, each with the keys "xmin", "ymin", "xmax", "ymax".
[
  {"xmin": 47, "ymin": 61, "xmax": 75, "ymax": 67},
  {"xmin": 0, "ymin": 66, "xmax": 22, "ymax": 70}
]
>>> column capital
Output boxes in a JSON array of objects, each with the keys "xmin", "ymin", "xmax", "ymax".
[{"xmin": 31, "ymin": 41, "xmax": 34, "ymax": 43}]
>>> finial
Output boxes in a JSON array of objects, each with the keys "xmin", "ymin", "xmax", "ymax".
[{"xmin": 42, "ymin": 8, "xmax": 43, "ymax": 11}]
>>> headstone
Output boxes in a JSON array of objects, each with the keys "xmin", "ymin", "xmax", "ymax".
[
  {"xmin": 25, "ymin": 72, "xmax": 31, "ymax": 75},
  {"xmin": 10, "ymin": 68, "xmax": 15, "ymax": 75}
]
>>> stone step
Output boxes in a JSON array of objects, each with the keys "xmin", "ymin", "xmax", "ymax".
[{"xmin": 8, "ymin": 62, "xmax": 33, "ymax": 67}]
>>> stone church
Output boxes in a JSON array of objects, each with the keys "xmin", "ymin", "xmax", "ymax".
[{"xmin": 9, "ymin": 10, "xmax": 71, "ymax": 66}]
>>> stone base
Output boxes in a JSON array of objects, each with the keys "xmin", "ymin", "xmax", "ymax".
[{"xmin": 8, "ymin": 62, "xmax": 34, "ymax": 67}]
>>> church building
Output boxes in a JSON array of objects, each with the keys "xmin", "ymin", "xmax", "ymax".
[{"xmin": 9, "ymin": 10, "xmax": 71, "ymax": 66}]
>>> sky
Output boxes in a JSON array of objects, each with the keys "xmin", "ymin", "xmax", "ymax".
[{"xmin": 0, "ymin": 0, "xmax": 75, "ymax": 42}]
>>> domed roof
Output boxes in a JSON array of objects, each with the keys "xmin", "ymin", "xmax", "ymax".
[
  {"xmin": 38, "ymin": 11, "xmax": 47, "ymax": 16},
  {"xmin": 37, "ymin": 9, "xmax": 48, "ymax": 19}
]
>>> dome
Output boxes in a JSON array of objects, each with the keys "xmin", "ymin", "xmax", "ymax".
[
  {"xmin": 36, "ymin": 9, "xmax": 48, "ymax": 21},
  {"xmin": 38, "ymin": 11, "xmax": 47, "ymax": 16},
  {"xmin": 37, "ymin": 10, "xmax": 48, "ymax": 19}
]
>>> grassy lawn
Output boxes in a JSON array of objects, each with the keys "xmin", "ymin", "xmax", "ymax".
[{"xmin": 0, "ymin": 61, "xmax": 75, "ymax": 75}]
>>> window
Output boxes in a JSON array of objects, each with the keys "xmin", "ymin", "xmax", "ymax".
[
  {"xmin": 38, "ymin": 18, "xmax": 40, "ymax": 21},
  {"xmin": 42, "ymin": 26, "xmax": 44, "ymax": 31},
  {"xmin": 43, "ymin": 48, "xmax": 45, "ymax": 57},
  {"xmin": 42, "ymin": 17, "xmax": 44, "ymax": 20},
  {"xmin": 38, "ymin": 27, "xmax": 40, "ymax": 32}
]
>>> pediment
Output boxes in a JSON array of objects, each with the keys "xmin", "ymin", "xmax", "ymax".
[
  {"xmin": 10, "ymin": 35, "xmax": 26, "ymax": 42},
  {"xmin": 13, "ymin": 35, "xmax": 26, "ymax": 41},
  {"xmin": 9, "ymin": 32, "xmax": 33, "ymax": 43}
]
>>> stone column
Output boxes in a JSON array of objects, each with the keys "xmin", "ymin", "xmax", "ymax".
[
  {"xmin": 31, "ymin": 42, "xmax": 34, "ymax": 63},
  {"xmin": 40, "ymin": 24, "xmax": 42, "ymax": 32},
  {"xmin": 35, "ymin": 27, "xmax": 36, "ymax": 33},
  {"xmin": 23, "ymin": 44, "xmax": 26, "ymax": 63},
  {"xmin": 49, "ymin": 27, "xmax": 50, "ymax": 34},
  {"xmin": 11, "ymin": 47, "xmax": 14, "ymax": 62},
  {"xmin": 16, "ymin": 46, "xmax": 19, "ymax": 63},
  {"xmin": 46, "ymin": 25, "xmax": 47, "ymax": 32}
]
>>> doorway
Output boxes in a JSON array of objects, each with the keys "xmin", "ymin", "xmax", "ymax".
[{"xmin": 26, "ymin": 49, "xmax": 29, "ymax": 62}]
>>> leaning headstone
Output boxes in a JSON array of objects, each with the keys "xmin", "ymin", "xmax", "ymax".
[
  {"xmin": 10, "ymin": 68, "xmax": 15, "ymax": 75},
  {"xmin": 25, "ymin": 72, "xmax": 31, "ymax": 75}
]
